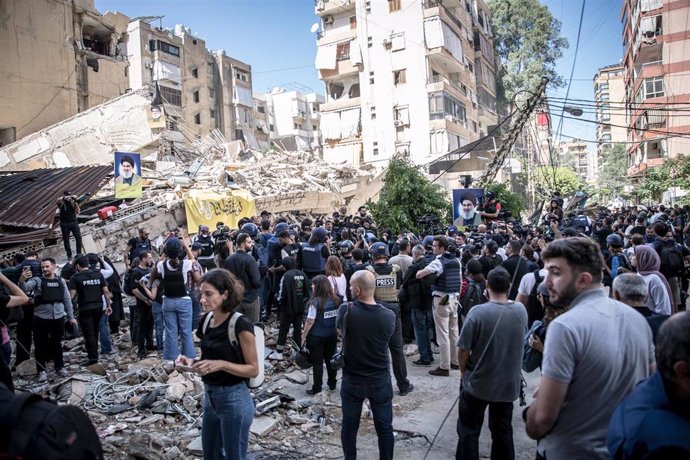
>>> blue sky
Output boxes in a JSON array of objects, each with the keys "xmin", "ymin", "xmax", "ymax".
[{"xmin": 97, "ymin": 0, "xmax": 625, "ymax": 145}]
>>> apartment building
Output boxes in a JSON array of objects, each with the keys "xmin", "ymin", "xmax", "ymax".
[
  {"xmin": 557, "ymin": 140, "xmax": 590, "ymax": 181},
  {"xmin": 314, "ymin": 0, "xmax": 497, "ymax": 170},
  {"xmin": 621, "ymin": 0, "xmax": 690, "ymax": 178},
  {"xmin": 252, "ymin": 94, "xmax": 271, "ymax": 150},
  {"xmin": 594, "ymin": 64, "xmax": 627, "ymax": 171},
  {"xmin": 127, "ymin": 20, "xmax": 260, "ymax": 146},
  {"xmin": 0, "ymin": 0, "xmax": 130, "ymax": 146},
  {"xmin": 263, "ymin": 87, "xmax": 324, "ymax": 151}
]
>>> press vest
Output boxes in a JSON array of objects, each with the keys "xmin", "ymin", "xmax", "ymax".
[
  {"xmin": 432, "ymin": 254, "xmax": 461, "ymax": 294},
  {"xmin": 163, "ymin": 262, "xmax": 187, "ymax": 298},
  {"xmin": 75, "ymin": 270, "xmax": 104, "ymax": 308},
  {"xmin": 301, "ymin": 243, "xmax": 326, "ymax": 273},
  {"xmin": 38, "ymin": 277, "xmax": 64, "ymax": 304},
  {"xmin": 309, "ymin": 299, "xmax": 338, "ymax": 338},
  {"xmin": 367, "ymin": 264, "xmax": 400, "ymax": 303},
  {"xmin": 196, "ymin": 234, "xmax": 214, "ymax": 258},
  {"xmin": 130, "ymin": 238, "xmax": 152, "ymax": 261}
]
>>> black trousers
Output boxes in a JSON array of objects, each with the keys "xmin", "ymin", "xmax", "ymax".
[
  {"xmin": 78, "ymin": 308, "xmax": 102, "ymax": 364},
  {"xmin": 307, "ymin": 334, "xmax": 337, "ymax": 392},
  {"xmin": 277, "ymin": 310, "xmax": 303, "ymax": 349},
  {"xmin": 135, "ymin": 302, "xmax": 154, "ymax": 355},
  {"xmin": 456, "ymin": 389, "xmax": 514, "ymax": 460},
  {"xmin": 60, "ymin": 221, "xmax": 82, "ymax": 258},
  {"xmin": 15, "ymin": 304, "xmax": 35, "ymax": 365},
  {"xmin": 130, "ymin": 302, "xmax": 139, "ymax": 344},
  {"xmin": 109, "ymin": 292, "xmax": 124, "ymax": 333},
  {"xmin": 400, "ymin": 301, "xmax": 415, "ymax": 343},
  {"xmin": 33, "ymin": 317, "xmax": 65, "ymax": 373},
  {"xmin": 385, "ymin": 302, "xmax": 411, "ymax": 392}
]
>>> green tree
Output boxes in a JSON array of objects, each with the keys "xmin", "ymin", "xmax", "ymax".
[
  {"xmin": 534, "ymin": 166, "xmax": 581, "ymax": 199},
  {"xmin": 488, "ymin": 0, "xmax": 569, "ymax": 102},
  {"xmin": 597, "ymin": 144, "xmax": 629, "ymax": 201},
  {"xmin": 367, "ymin": 157, "xmax": 451, "ymax": 234},
  {"xmin": 484, "ymin": 182, "xmax": 526, "ymax": 218},
  {"xmin": 636, "ymin": 155, "xmax": 690, "ymax": 202}
]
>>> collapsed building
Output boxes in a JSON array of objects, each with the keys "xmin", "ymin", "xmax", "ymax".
[{"xmin": 0, "ymin": 87, "xmax": 385, "ymax": 266}]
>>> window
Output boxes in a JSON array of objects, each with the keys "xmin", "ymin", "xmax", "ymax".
[
  {"xmin": 367, "ymin": 36, "xmax": 373, "ymax": 48},
  {"xmin": 210, "ymin": 109, "xmax": 216, "ymax": 119},
  {"xmin": 157, "ymin": 41, "xmax": 180, "ymax": 57},
  {"xmin": 235, "ymin": 71, "xmax": 248, "ymax": 82},
  {"xmin": 393, "ymin": 69, "xmax": 406, "ymax": 85},
  {"xmin": 369, "ymin": 71, "xmax": 375, "ymax": 84},
  {"xmin": 209, "ymin": 88, "xmax": 215, "ymax": 99},
  {"xmin": 644, "ymin": 76, "xmax": 664, "ymax": 99},
  {"xmin": 336, "ymin": 42, "xmax": 350, "ymax": 61},
  {"xmin": 365, "ymin": 0, "xmax": 371, "ymax": 12},
  {"xmin": 257, "ymin": 106, "xmax": 265, "ymax": 114},
  {"xmin": 388, "ymin": 0, "xmax": 401, "ymax": 12},
  {"xmin": 313, "ymin": 125, "xmax": 317, "ymax": 131},
  {"xmin": 373, "ymin": 141, "xmax": 379, "ymax": 156},
  {"xmin": 193, "ymin": 90, "xmax": 200, "ymax": 103},
  {"xmin": 270, "ymin": 124, "xmax": 274, "ymax": 132},
  {"xmin": 207, "ymin": 61, "xmax": 214, "ymax": 73},
  {"xmin": 194, "ymin": 113, "xmax": 201, "ymax": 125},
  {"xmin": 371, "ymin": 106, "xmax": 377, "ymax": 119},
  {"xmin": 159, "ymin": 86, "xmax": 182, "ymax": 106},
  {"xmin": 428, "ymin": 91, "xmax": 466, "ymax": 125},
  {"xmin": 350, "ymin": 16, "xmax": 357, "ymax": 29}
]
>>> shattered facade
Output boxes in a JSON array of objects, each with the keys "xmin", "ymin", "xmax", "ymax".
[{"xmin": 0, "ymin": 0, "xmax": 130, "ymax": 146}]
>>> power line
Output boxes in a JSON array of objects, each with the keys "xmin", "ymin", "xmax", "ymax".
[
  {"xmin": 554, "ymin": 0, "xmax": 586, "ymax": 142},
  {"xmin": 554, "ymin": 112, "xmax": 690, "ymax": 139}
]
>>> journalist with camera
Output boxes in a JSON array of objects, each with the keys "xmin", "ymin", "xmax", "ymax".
[{"xmin": 56, "ymin": 190, "xmax": 82, "ymax": 261}]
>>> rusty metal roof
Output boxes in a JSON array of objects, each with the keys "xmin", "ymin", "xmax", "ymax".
[{"xmin": 0, "ymin": 166, "xmax": 112, "ymax": 229}]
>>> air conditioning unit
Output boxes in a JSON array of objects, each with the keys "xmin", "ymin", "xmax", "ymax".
[
  {"xmin": 394, "ymin": 120, "xmax": 404, "ymax": 127},
  {"xmin": 324, "ymin": 15, "xmax": 334, "ymax": 25},
  {"xmin": 382, "ymin": 38, "xmax": 391, "ymax": 47},
  {"xmin": 144, "ymin": 62, "xmax": 153, "ymax": 69}
]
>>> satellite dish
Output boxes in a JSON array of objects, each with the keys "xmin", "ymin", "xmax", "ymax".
[{"xmin": 310, "ymin": 23, "xmax": 320, "ymax": 33}]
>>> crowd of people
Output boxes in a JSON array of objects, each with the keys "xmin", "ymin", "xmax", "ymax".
[{"xmin": 1, "ymin": 197, "xmax": 690, "ymax": 459}]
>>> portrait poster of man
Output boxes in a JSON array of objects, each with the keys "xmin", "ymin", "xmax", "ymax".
[
  {"xmin": 452, "ymin": 188, "xmax": 484, "ymax": 229},
  {"xmin": 114, "ymin": 152, "xmax": 143, "ymax": 199},
  {"xmin": 146, "ymin": 104, "xmax": 166, "ymax": 129}
]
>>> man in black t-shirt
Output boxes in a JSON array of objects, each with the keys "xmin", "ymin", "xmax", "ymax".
[
  {"xmin": 125, "ymin": 228, "xmax": 153, "ymax": 268},
  {"xmin": 131, "ymin": 252, "xmax": 154, "ymax": 359},
  {"xmin": 69, "ymin": 256, "xmax": 111, "ymax": 365},
  {"xmin": 56, "ymin": 191, "xmax": 82, "ymax": 260},
  {"xmin": 336, "ymin": 270, "xmax": 395, "ymax": 460}
]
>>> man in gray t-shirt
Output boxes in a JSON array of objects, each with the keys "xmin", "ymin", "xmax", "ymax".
[
  {"xmin": 456, "ymin": 267, "xmax": 527, "ymax": 459},
  {"xmin": 525, "ymin": 238, "xmax": 655, "ymax": 460}
]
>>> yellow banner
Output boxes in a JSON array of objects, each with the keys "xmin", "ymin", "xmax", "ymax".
[{"xmin": 184, "ymin": 189, "xmax": 256, "ymax": 230}]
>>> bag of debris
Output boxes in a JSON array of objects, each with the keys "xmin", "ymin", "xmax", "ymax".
[{"xmin": 0, "ymin": 384, "xmax": 103, "ymax": 460}]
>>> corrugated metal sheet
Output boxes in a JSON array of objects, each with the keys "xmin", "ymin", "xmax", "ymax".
[
  {"xmin": 0, "ymin": 166, "xmax": 112, "ymax": 229},
  {"xmin": 0, "ymin": 229, "xmax": 51, "ymax": 246}
]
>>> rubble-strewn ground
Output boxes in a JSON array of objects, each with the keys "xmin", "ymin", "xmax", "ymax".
[{"xmin": 12, "ymin": 316, "xmax": 539, "ymax": 460}]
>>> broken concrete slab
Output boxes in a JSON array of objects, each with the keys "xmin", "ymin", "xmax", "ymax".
[
  {"xmin": 86, "ymin": 363, "xmax": 107, "ymax": 376},
  {"xmin": 186, "ymin": 436, "xmax": 203, "ymax": 456},
  {"xmin": 250, "ymin": 415, "xmax": 279, "ymax": 437},
  {"xmin": 15, "ymin": 359, "xmax": 37, "ymax": 377}
]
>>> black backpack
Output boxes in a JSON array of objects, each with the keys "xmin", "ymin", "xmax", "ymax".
[
  {"xmin": 0, "ymin": 386, "xmax": 103, "ymax": 460},
  {"xmin": 659, "ymin": 244, "xmax": 684, "ymax": 278},
  {"xmin": 526, "ymin": 269, "xmax": 544, "ymax": 327}
]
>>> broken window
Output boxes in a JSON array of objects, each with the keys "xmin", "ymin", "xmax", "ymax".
[
  {"xmin": 194, "ymin": 113, "xmax": 201, "ymax": 125},
  {"xmin": 193, "ymin": 91, "xmax": 200, "ymax": 103},
  {"xmin": 348, "ymin": 83, "xmax": 361, "ymax": 98},
  {"xmin": 159, "ymin": 86, "xmax": 182, "ymax": 106},
  {"xmin": 153, "ymin": 40, "xmax": 180, "ymax": 57},
  {"xmin": 393, "ymin": 69, "xmax": 406, "ymax": 86},
  {"xmin": 329, "ymin": 82, "xmax": 344, "ymax": 100},
  {"xmin": 336, "ymin": 42, "xmax": 351, "ymax": 61},
  {"xmin": 192, "ymin": 68, "xmax": 198, "ymax": 78},
  {"xmin": 257, "ymin": 106, "xmax": 265, "ymax": 114}
]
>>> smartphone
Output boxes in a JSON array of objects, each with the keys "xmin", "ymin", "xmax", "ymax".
[{"xmin": 175, "ymin": 364, "xmax": 197, "ymax": 373}]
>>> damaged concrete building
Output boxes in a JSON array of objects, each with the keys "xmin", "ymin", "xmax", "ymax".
[{"xmin": 0, "ymin": 0, "xmax": 130, "ymax": 146}]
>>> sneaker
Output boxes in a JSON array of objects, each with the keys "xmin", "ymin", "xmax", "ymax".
[
  {"xmin": 38, "ymin": 371, "xmax": 48, "ymax": 383},
  {"xmin": 451, "ymin": 364, "xmax": 460, "ymax": 370},
  {"xmin": 306, "ymin": 388, "xmax": 322, "ymax": 396},
  {"xmin": 412, "ymin": 359, "xmax": 432, "ymax": 366},
  {"xmin": 56, "ymin": 368, "xmax": 69, "ymax": 378},
  {"xmin": 428, "ymin": 367, "xmax": 450, "ymax": 377},
  {"xmin": 399, "ymin": 384, "xmax": 414, "ymax": 396},
  {"xmin": 268, "ymin": 351, "xmax": 284, "ymax": 361}
]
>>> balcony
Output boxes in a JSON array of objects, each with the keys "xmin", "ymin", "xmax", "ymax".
[
  {"xmin": 427, "ymin": 75, "xmax": 466, "ymax": 100},
  {"xmin": 430, "ymin": 113, "xmax": 469, "ymax": 134},
  {"xmin": 315, "ymin": 0, "xmax": 354, "ymax": 16},
  {"xmin": 293, "ymin": 110, "xmax": 308, "ymax": 121},
  {"xmin": 320, "ymin": 96, "xmax": 361, "ymax": 113},
  {"xmin": 427, "ymin": 47, "xmax": 465, "ymax": 74},
  {"xmin": 319, "ymin": 58, "xmax": 360, "ymax": 80},
  {"xmin": 478, "ymin": 105, "xmax": 498, "ymax": 126},
  {"xmin": 423, "ymin": 0, "xmax": 465, "ymax": 37}
]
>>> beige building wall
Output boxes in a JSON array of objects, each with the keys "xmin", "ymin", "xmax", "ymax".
[{"xmin": 0, "ymin": 0, "xmax": 129, "ymax": 146}]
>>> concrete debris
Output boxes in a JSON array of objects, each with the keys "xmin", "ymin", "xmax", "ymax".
[
  {"xmin": 186, "ymin": 437, "xmax": 203, "ymax": 456},
  {"xmin": 250, "ymin": 415, "xmax": 280, "ymax": 437},
  {"xmin": 15, "ymin": 359, "xmax": 37, "ymax": 377},
  {"xmin": 86, "ymin": 363, "xmax": 107, "ymax": 376}
]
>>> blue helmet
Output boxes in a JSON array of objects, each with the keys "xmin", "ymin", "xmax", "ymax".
[
  {"xmin": 241, "ymin": 223, "xmax": 259, "ymax": 238},
  {"xmin": 422, "ymin": 235, "xmax": 435, "ymax": 249},
  {"xmin": 370, "ymin": 242, "xmax": 389, "ymax": 258}
]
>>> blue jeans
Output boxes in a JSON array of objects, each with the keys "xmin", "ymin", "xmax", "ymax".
[
  {"xmin": 99, "ymin": 312, "xmax": 112, "ymax": 354},
  {"xmin": 202, "ymin": 383, "xmax": 254, "ymax": 460},
  {"xmin": 152, "ymin": 301, "xmax": 165, "ymax": 351},
  {"xmin": 162, "ymin": 296, "xmax": 195, "ymax": 360},
  {"xmin": 340, "ymin": 377, "xmax": 394, "ymax": 460},
  {"xmin": 412, "ymin": 307, "xmax": 434, "ymax": 362}
]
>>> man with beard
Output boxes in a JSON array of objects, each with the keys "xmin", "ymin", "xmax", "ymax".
[
  {"xmin": 114, "ymin": 155, "xmax": 143, "ymax": 199},
  {"xmin": 525, "ymin": 238, "xmax": 655, "ymax": 459},
  {"xmin": 453, "ymin": 192, "xmax": 482, "ymax": 228}
]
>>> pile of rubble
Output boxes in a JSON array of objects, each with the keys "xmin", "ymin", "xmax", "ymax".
[{"xmin": 12, "ymin": 320, "xmax": 351, "ymax": 460}]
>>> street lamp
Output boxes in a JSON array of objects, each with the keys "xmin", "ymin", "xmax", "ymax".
[{"xmin": 563, "ymin": 106, "xmax": 584, "ymax": 117}]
